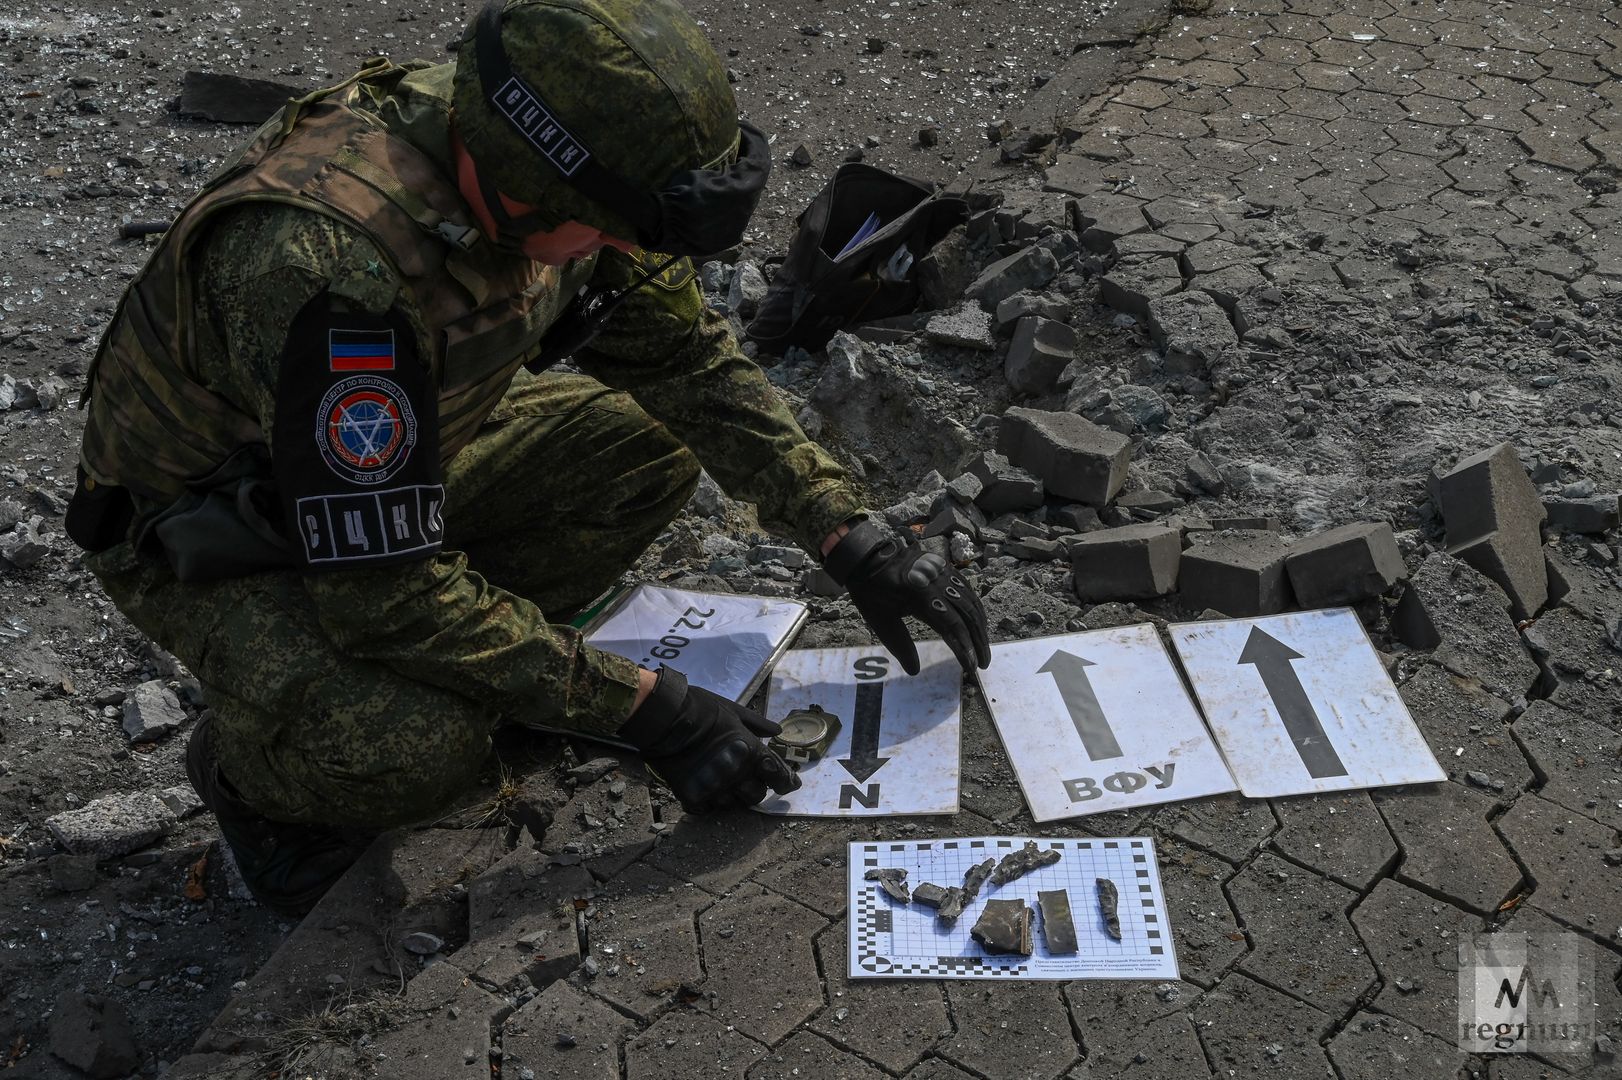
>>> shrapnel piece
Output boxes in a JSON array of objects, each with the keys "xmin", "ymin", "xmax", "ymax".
[
  {"xmin": 961, "ymin": 857, "xmax": 996, "ymax": 902},
  {"xmin": 1096, "ymin": 877, "xmax": 1122, "ymax": 941},
  {"xmin": 935, "ymin": 887, "xmax": 969, "ymax": 923},
  {"xmin": 911, "ymin": 882, "xmax": 950, "ymax": 909},
  {"xmin": 1037, "ymin": 889, "xmax": 1078, "ymax": 955},
  {"xmin": 865, "ymin": 867, "xmax": 910, "ymax": 903},
  {"xmin": 971, "ymin": 898, "xmax": 1033, "ymax": 956},
  {"xmin": 990, "ymin": 840, "xmax": 1062, "ymax": 885}
]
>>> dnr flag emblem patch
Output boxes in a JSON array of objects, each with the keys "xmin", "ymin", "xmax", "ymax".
[{"xmin": 329, "ymin": 328, "xmax": 396, "ymax": 371}]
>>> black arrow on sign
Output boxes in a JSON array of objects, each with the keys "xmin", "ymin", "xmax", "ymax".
[
  {"xmin": 839, "ymin": 681, "xmax": 888, "ymax": 782},
  {"xmin": 1238, "ymin": 627, "xmax": 1348, "ymax": 779},
  {"xmin": 1039, "ymin": 650, "xmax": 1123, "ymax": 761}
]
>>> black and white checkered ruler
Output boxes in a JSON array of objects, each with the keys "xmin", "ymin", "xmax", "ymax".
[{"xmin": 847, "ymin": 836, "xmax": 1179, "ymax": 980}]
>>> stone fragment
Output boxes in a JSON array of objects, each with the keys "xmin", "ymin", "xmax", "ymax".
[
  {"xmin": 0, "ymin": 517, "xmax": 50, "ymax": 568},
  {"xmin": 924, "ymin": 304, "xmax": 997, "ymax": 350},
  {"xmin": 1209, "ymin": 516, "xmax": 1279, "ymax": 531},
  {"xmin": 1543, "ymin": 494, "xmax": 1620, "ymax": 534},
  {"xmin": 1183, "ymin": 452, "xmax": 1224, "ymax": 495},
  {"xmin": 177, "ymin": 71, "xmax": 307, "ymax": 124},
  {"xmin": 1285, "ymin": 522, "xmax": 1407, "ymax": 607},
  {"xmin": 121, "ymin": 679, "xmax": 186, "ymax": 744},
  {"xmin": 400, "ymin": 931, "xmax": 444, "ymax": 956},
  {"xmin": 1068, "ymin": 524, "xmax": 1181, "ymax": 601},
  {"xmin": 45, "ymin": 792, "xmax": 173, "ymax": 859},
  {"xmin": 158, "ymin": 784, "xmax": 204, "ymax": 818},
  {"xmin": 1050, "ymin": 504, "xmax": 1099, "ymax": 532},
  {"xmin": 994, "ymin": 291, "xmax": 1068, "ymax": 327},
  {"xmin": 1004, "ymin": 317, "xmax": 1076, "ymax": 396},
  {"xmin": 725, "ymin": 261, "xmax": 768, "ymax": 319},
  {"xmin": 1391, "ymin": 552, "xmax": 1540, "ymax": 699},
  {"xmin": 1146, "ymin": 291, "xmax": 1237, "ymax": 369},
  {"xmin": 971, "ymin": 899, "xmax": 1033, "ymax": 955},
  {"xmin": 48, "ymin": 992, "xmax": 139, "ymax": 1079},
  {"xmin": 1087, "ymin": 384, "xmax": 1171, "ymax": 435},
  {"xmin": 1436, "ymin": 443, "xmax": 1549, "ymax": 621},
  {"xmin": 48, "ymin": 854, "xmax": 97, "ymax": 893},
  {"xmin": 1179, "ymin": 530, "xmax": 1294, "ymax": 617},
  {"xmin": 865, "ymin": 867, "xmax": 910, "ymax": 903},
  {"xmin": 1099, "ymin": 256, "xmax": 1183, "ymax": 316},
  {"xmin": 965, "ymin": 451, "xmax": 1044, "ymax": 515},
  {"xmin": 996, "ymin": 406, "xmax": 1130, "ymax": 506},
  {"xmin": 990, "ymin": 840, "xmax": 1061, "ymax": 885},
  {"xmin": 963, "ymin": 244, "xmax": 1060, "ymax": 308},
  {"xmin": 1512, "ymin": 700, "xmax": 1622, "ymax": 831},
  {"xmin": 917, "ymin": 225, "xmax": 976, "ymax": 309}
]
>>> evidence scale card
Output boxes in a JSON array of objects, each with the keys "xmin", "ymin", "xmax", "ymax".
[
  {"xmin": 847, "ymin": 835, "xmax": 1178, "ymax": 980},
  {"xmin": 586, "ymin": 584, "xmax": 808, "ymax": 704},
  {"xmin": 758, "ymin": 642, "xmax": 961, "ymax": 817},
  {"xmin": 977, "ymin": 626, "xmax": 1237, "ymax": 821},
  {"xmin": 1169, "ymin": 608, "xmax": 1446, "ymax": 798}
]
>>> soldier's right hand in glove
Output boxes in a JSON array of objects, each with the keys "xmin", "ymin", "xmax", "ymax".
[{"xmin": 616, "ymin": 666, "xmax": 802, "ymax": 813}]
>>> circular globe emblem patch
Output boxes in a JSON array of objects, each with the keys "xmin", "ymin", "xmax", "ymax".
[{"xmin": 316, "ymin": 376, "xmax": 418, "ymax": 484}]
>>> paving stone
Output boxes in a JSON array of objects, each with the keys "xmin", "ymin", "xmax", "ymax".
[
  {"xmin": 1496, "ymin": 905, "xmax": 1622, "ymax": 1074},
  {"xmin": 1397, "ymin": 664, "xmax": 1531, "ymax": 794},
  {"xmin": 1495, "ymin": 794, "xmax": 1620, "ymax": 935},
  {"xmin": 1374, "ymin": 782, "xmax": 1523, "ymax": 916},
  {"xmin": 899, "ymin": 1062, "xmax": 981, "ymax": 1080},
  {"xmin": 1227, "ymin": 854, "xmax": 1378, "ymax": 1013},
  {"xmin": 964, "ymin": 245, "xmax": 1061, "ymax": 307},
  {"xmin": 1189, "ymin": 263, "xmax": 1267, "ymax": 313},
  {"xmin": 1179, "ymin": 530, "xmax": 1295, "ymax": 617},
  {"xmin": 1392, "ymin": 552, "xmax": 1541, "ymax": 700},
  {"xmin": 1327, "ymin": 1010, "xmax": 1471, "ymax": 1080},
  {"xmin": 1005, "ymin": 316, "xmax": 1077, "ymax": 396},
  {"xmin": 624, "ymin": 1010, "xmax": 767, "ymax": 1080},
  {"xmin": 47, "ymin": 992, "xmax": 139, "ymax": 1080},
  {"xmin": 542, "ymin": 767, "xmax": 657, "ymax": 880},
  {"xmin": 578, "ymin": 863, "xmax": 704, "ymax": 1021},
  {"xmin": 1437, "ymin": 443, "xmax": 1550, "ymax": 622},
  {"xmin": 1285, "ymin": 522, "xmax": 1408, "ymax": 606},
  {"xmin": 643, "ymin": 808, "xmax": 776, "ymax": 893},
  {"xmin": 967, "ymin": 449, "xmax": 1046, "ymax": 515},
  {"xmin": 45, "ymin": 792, "xmax": 173, "ymax": 860},
  {"xmin": 1520, "ymin": 607, "xmax": 1622, "ymax": 731},
  {"xmin": 1063, "ymin": 980, "xmax": 1211, "ymax": 1079},
  {"xmin": 1110, "ymin": 232, "xmax": 1187, "ymax": 258},
  {"xmin": 1149, "ymin": 794, "xmax": 1276, "ymax": 865},
  {"xmin": 700, "ymin": 884, "xmax": 827, "ymax": 1043},
  {"xmin": 749, "ymin": 823, "xmax": 858, "ymax": 919},
  {"xmin": 941, "ymin": 983, "xmax": 1079, "ymax": 1080},
  {"xmin": 366, "ymin": 961, "xmax": 499, "ymax": 1078},
  {"xmin": 501, "ymin": 980, "xmax": 632, "ymax": 1080},
  {"xmin": 1511, "ymin": 700, "xmax": 1622, "ymax": 832},
  {"xmin": 1156, "ymin": 846, "xmax": 1244, "ymax": 988},
  {"xmin": 1351, "ymin": 879, "xmax": 1483, "ymax": 1040},
  {"xmin": 996, "ymin": 407, "xmax": 1131, "ymax": 506},
  {"xmin": 810, "ymin": 920, "xmax": 949, "ymax": 1072},
  {"xmin": 1079, "ymin": 204, "xmax": 1151, "ymax": 253},
  {"xmin": 1098, "ymin": 257, "xmax": 1184, "ymax": 317},
  {"xmin": 1145, "ymin": 291, "xmax": 1238, "ymax": 369},
  {"xmin": 917, "ymin": 225, "xmax": 977, "ymax": 309},
  {"xmin": 924, "ymin": 304, "xmax": 998, "ymax": 351},
  {"xmin": 748, "ymin": 1029, "xmax": 888, "ymax": 1080},
  {"xmin": 1544, "ymin": 494, "xmax": 1621, "ymax": 535},
  {"xmin": 1269, "ymin": 791, "xmax": 1398, "ymax": 892},
  {"xmin": 1190, "ymin": 973, "xmax": 1335, "ymax": 1077},
  {"xmin": 996, "ymin": 291, "xmax": 1071, "ymax": 327},
  {"xmin": 1068, "ymin": 524, "xmax": 1182, "ymax": 601},
  {"xmin": 121, "ymin": 679, "xmax": 186, "ymax": 744},
  {"xmin": 461, "ymin": 850, "xmax": 592, "ymax": 992}
]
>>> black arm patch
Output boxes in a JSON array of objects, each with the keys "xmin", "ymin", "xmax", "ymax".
[{"xmin": 272, "ymin": 294, "xmax": 444, "ymax": 570}]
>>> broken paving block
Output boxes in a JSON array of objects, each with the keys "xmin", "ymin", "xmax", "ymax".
[
  {"xmin": 1099, "ymin": 256, "xmax": 1183, "ymax": 317},
  {"xmin": 1096, "ymin": 878, "xmax": 1122, "ymax": 941},
  {"xmin": 1543, "ymin": 494, "xmax": 1620, "ymax": 535},
  {"xmin": 45, "ymin": 792, "xmax": 174, "ymax": 860},
  {"xmin": 1391, "ymin": 552, "xmax": 1540, "ymax": 699},
  {"xmin": 912, "ymin": 883, "xmax": 951, "ymax": 909},
  {"xmin": 990, "ymin": 841, "xmax": 1062, "ymax": 885},
  {"xmin": 1284, "ymin": 522, "xmax": 1407, "ymax": 607},
  {"xmin": 1179, "ymin": 530, "xmax": 1294, "ymax": 617},
  {"xmin": 48, "ymin": 992, "xmax": 139, "ymax": 1079},
  {"xmin": 966, "ymin": 451, "xmax": 1044, "ymax": 515},
  {"xmin": 1146, "ymin": 290, "xmax": 1238, "ymax": 370},
  {"xmin": 971, "ymin": 899, "xmax": 1033, "ymax": 955},
  {"xmin": 1038, "ymin": 890, "xmax": 1078, "ymax": 955},
  {"xmin": 963, "ymin": 244, "xmax": 1060, "ymax": 308},
  {"xmin": 1069, "ymin": 524, "xmax": 1181, "ymax": 601},
  {"xmin": 865, "ymin": 867, "xmax": 911, "ymax": 903},
  {"xmin": 177, "ymin": 71, "xmax": 307, "ymax": 124},
  {"xmin": 917, "ymin": 225, "xmax": 976, "ymax": 309},
  {"xmin": 1436, "ymin": 443, "xmax": 1548, "ymax": 622},
  {"xmin": 1005, "ymin": 316, "xmax": 1077, "ymax": 396},
  {"xmin": 924, "ymin": 304, "xmax": 998, "ymax": 351},
  {"xmin": 996, "ymin": 406, "xmax": 1131, "ymax": 506},
  {"xmin": 463, "ymin": 851, "xmax": 591, "ymax": 992}
]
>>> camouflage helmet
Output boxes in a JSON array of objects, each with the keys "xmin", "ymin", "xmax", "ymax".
[{"xmin": 453, "ymin": 0, "xmax": 741, "ymax": 240}]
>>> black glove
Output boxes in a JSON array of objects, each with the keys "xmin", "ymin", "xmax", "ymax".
[
  {"xmin": 616, "ymin": 667, "xmax": 802, "ymax": 813},
  {"xmin": 825, "ymin": 519, "xmax": 991, "ymax": 676}
]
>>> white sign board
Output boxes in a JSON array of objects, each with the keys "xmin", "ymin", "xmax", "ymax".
[
  {"xmin": 976, "ymin": 627, "xmax": 1237, "ymax": 821},
  {"xmin": 1169, "ymin": 608, "xmax": 1445, "ymax": 797},
  {"xmin": 849, "ymin": 836, "xmax": 1178, "ymax": 980},
  {"xmin": 586, "ymin": 584, "xmax": 807, "ymax": 704},
  {"xmin": 758, "ymin": 642, "xmax": 960, "ymax": 817}
]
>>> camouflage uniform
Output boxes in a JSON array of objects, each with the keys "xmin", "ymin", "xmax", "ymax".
[{"xmin": 80, "ymin": 63, "xmax": 863, "ymax": 828}]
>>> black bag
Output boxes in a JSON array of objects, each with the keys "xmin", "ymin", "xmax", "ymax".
[{"xmin": 746, "ymin": 163, "xmax": 967, "ymax": 355}]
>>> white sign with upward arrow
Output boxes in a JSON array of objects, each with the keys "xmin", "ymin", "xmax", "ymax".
[
  {"xmin": 758, "ymin": 641, "xmax": 961, "ymax": 817},
  {"xmin": 1169, "ymin": 608, "xmax": 1445, "ymax": 797},
  {"xmin": 977, "ymin": 626, "xmax": 1237, "ymax": 821}
]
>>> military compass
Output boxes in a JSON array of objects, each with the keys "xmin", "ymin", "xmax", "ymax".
[{"xmin": 769, "ymin": 705, "xmax": 841, "ymax": 765}]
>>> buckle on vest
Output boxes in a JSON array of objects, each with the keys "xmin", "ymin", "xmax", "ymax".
[{"xmin": 435, "ymin": 221, "xmax": 482, "ymax": 252}]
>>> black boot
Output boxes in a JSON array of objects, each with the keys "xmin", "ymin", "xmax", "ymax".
[{"xmin": 185, "ymin": 715, "xmax": 365, "ymax": 917}]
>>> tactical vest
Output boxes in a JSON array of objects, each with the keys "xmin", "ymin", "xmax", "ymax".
[{"xmin": 80, "ymin": 60, "xmax": 590, "ymax": 505}]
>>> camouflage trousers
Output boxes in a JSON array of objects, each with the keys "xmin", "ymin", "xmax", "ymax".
[{"xmin": 87, "ymin": 374, "xmax": 699, "ymax": 827}]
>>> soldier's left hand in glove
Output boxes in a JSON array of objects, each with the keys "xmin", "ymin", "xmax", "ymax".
[
  {"xmin": 824, "ymin": 519, "xmax": 991, "ymax": 676},
  {"xmin": 616, "ymin": 666, "xmax": 802, "ymax": 813}
]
